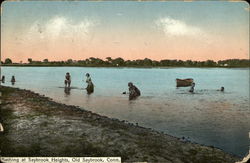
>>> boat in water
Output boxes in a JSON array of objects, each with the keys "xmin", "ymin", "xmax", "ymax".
[{"xmin": 176, "ymin": 78, "xmax": 194, "ymax": 87}]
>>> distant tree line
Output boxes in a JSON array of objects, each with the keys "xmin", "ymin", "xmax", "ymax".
[{"xmin": 1, "ymin": 57, "xmax": 250, "ymax": 67}]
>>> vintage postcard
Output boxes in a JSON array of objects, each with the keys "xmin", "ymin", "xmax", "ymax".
[{"xmin": 0, "ymin": 0, "xmax": 249, "ymax": 163}]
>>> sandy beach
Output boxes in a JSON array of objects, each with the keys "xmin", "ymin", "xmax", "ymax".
[{"xmin": 0, "ymin": 86, "xmax": 240, "ymax": 163}]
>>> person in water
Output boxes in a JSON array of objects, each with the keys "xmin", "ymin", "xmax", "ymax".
[
  {"xmin": 85, "ymin": 73, "xmax": 94, "ymax": 94},
  {"xmin": 64, "ymin": 72, "xmax": 71, "ymax": 87},
  {"xmin": 1, "ymin": 76, "xmax": 5, "ymax": 83},
  {"xmin": 217, "ymin": 86, "xmax": 224, "ymax": 92},
  {"xmin": 11, "ymin": 76, "xmax": 16, "ymax": 85},
  {"xmin": 128, "ymin": 82, "xmax": 141, "ymax": 100},
  {"xmin": 189, "ymin": 82, "xmax": 195, "ymax": 93}
]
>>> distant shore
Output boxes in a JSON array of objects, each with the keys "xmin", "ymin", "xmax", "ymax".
[
  {"xmin": 1, "ymin": 64, "xmax": 250, "ymax": 68},
  {"xmin": 1, "ymin": 58, "xmax": 249, "ymax": 68},
  {"xmin": 0, "ymin": 86, "xmax": 240, "ymax": 162}
]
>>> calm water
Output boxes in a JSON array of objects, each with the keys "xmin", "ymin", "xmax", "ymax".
[{"xmin": 1, "ymin": 66, "xmax": 250, "ymax": 157}]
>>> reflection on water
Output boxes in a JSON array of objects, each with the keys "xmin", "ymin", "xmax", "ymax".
[
  {"xmin": 1, "ymin": 67, "xmax": 249, "ymax": 157},
  {"xmin": 64, "ymin": 87, "xmax": 71, "ymax": 95}
]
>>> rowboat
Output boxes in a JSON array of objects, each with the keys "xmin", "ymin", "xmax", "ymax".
[{"xmin": 176, "ymin": 78, "xmax": 194, "ymax": 87}]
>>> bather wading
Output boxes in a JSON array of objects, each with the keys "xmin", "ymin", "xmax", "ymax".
[
  {"xmin": 1, "ymin": 76, "xmax": 5, "ymax": 83},
  {"xmin": 11, "ymin": 76, "xmax": 16, "ymax": 85},
  {"xmin": 85, "ymin": 73, "xmax": 94, "ymax": 94},
  {"xmin": 128, "ymin": 82, "xmax": 141, "ymax": 100},
  {"xmin": 189, "ymin": 82, "xmax": 195, "ymax": 93},
  {"xmin": 64, "ymin": 72, "xmax": 71, "ymax": 87}
]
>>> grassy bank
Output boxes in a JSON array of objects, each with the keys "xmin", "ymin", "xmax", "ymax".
[{"xmin": 0, "ymin": 86, "xmax": 240, "ymax": 162}]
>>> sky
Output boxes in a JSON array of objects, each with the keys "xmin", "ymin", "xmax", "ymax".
[{"xmin": 1, "ymin": 1, "xmax": 249, "ymax": 62}]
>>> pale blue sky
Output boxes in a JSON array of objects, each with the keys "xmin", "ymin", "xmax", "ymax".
[{"xmin": 1, "ymin": 1, "xmax": 249, "ymax": 61}]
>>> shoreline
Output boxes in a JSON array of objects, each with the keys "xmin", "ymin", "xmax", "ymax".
[{"xmin": 0, "ymin": 86, "xmax": 240, "ymax": 162}]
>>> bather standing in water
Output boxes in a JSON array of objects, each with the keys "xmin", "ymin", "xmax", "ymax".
[
  {"xmin": 128, "ymin": 82, "xmax": 141, "ymax": 100},
  {"xmin": 11, "ymin": 76, "xmax": 15, "ymax": 85},
  {"xmin": 64, "ymin": 72, "xmax": 71, "ymax": 87},
  {"xmin": 1, "ymin": 76, "xmax": 5, "ymax": 83},
  {"xmin": 189, "ymin": 82, "xmax": 195, "ymax": 93},
  {"xmin": 85, "ymin": 73, "xmax": 94, "ymax": 94}
]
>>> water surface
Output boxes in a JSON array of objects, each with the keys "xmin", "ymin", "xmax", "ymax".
[{"xmin": 2, "ymin": 67, "xmax": 249, "ymax": 157}]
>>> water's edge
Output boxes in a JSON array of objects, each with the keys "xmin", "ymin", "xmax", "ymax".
[{"xmin": 0, "ymin": 85, "xmax": 242, "ymax": 160}]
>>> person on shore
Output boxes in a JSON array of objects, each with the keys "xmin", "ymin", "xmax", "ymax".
[
  {"xmin": 1, "ymin": 76, "xmax": 5, "ymax": 83},
  {"xmin": 189, "ymin": 82, "xmax": 195, "ymax": 93},
  {"xmin": 0, "ymin": 123, "xmax": 3, "ymax": 132},
  {"xmin": 128, "ymin": 82, "xmax": 141, "ymax": 100},
  {"xmin": 85, "ymin": 73, "xmax": 94, "ymax": 94},
  {"xmin": 11, "ymin": 76, "xmax": 16, "ymax": 85},
  {"xmin": 0, "ymin": 116, "xmax": 3, "ymax": 132},
  {"xmin": 64, "ymin": 72, "xmax": 71, "ymax": 87}
]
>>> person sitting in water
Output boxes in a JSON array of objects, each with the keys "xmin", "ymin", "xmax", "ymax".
[
  {"xmin": 11, "ymin": 76, "xmax": 15, "ymax": 83},
  {"xmin": 128, "ymin": 82, "xmax": 141, "ymax": 100},
  {"xmin": 64, "ymin": 72, "xmax": 71, "ymax": 87},
  {"xmin": 217, "ymin": 86, "xmax": 224, "ymax": 92},
  {"xmin": 85, "ymin": 73, "xmax": 94, "ymax": 94},
  {"xmin": 189, "ymin": 82, "xmax": 195, "ymax": 93}
]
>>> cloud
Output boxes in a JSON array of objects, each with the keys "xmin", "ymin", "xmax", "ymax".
[
  {"xmin": 20, "ymin": 16, "xmax": 99, "ymax": 59},
  {"xmin": 25, "ymin": 16, "xmax": 98, "ymax": 42},
  {"xmin": 155, "ymin": 17, "xmax": 205, "ymax": 37}
]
